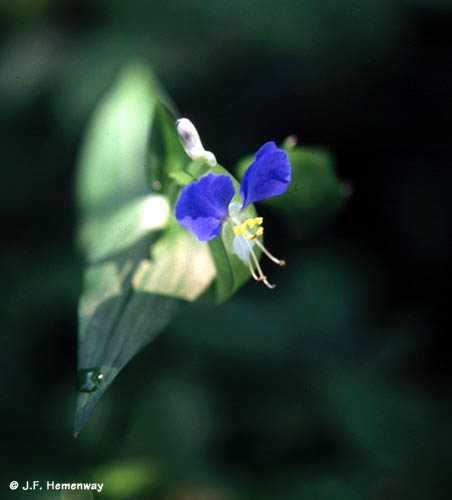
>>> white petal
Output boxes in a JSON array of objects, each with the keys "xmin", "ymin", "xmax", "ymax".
[{"xmin": 232, "ymin": 234, "xmax": 255, "ymax": 264}]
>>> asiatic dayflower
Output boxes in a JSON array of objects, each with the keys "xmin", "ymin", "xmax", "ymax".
[{"xmin": 175, "ymin": 140, "xmax": 291, "ymax": 289}]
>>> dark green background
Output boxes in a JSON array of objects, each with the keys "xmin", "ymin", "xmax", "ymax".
[{"xmin": 1, "ymin": 0, "xmax": 451, "ymax": 498}]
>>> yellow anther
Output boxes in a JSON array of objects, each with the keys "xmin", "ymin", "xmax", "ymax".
[
  {"xmin": 246, "ymin": 227, "xmax": 264, "ymax": 241},
  {"xmin": 239, "ymin": 218, "xmax": 254, "ymax": 229},
  {"xmin": 234, "ymin": 217, "xmax": 264, "ymax": 239}
]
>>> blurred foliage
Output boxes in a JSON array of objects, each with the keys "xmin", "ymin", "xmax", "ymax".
[
  {"xmin": 1, "ymin": 0, "xmax": 452, "ymax": 499},
  {"xmin": 61, "ymin": 492, "xmax": 93, "ymax": 500},
  {"xmin": 92, "ymin": 461, "xmax": 157, "ymax": 498}
]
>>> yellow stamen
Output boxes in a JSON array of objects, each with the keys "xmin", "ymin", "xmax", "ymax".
[
  {"xmin": 248, "ymin": 244, "xmax": 276, "ymax": 289},
  {"xmin": 234, "ymin": 217, "xmax": 264, "ymax": 239},
  {"xmin": 232, "ymin": 215, "xmax": 284, "ymax": 290},
  {"xmin": 254, "ymin": 238, "xmax": 286, "ymax": 266},
  {"xmin": 248, "ymin": 258, "xmax": 260, "ymax": 281},
  {"xmin": 246, "ymin": 226, "xmax": 264, "ymax": 240},
  {"xmin": 237, "ymin": 217, "xmax": 264, "ymax": 230}
]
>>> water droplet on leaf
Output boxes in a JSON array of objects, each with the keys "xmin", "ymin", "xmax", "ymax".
[{"xmin": 77, "ymin": 368, "xmax": 104, "ymax": 393}]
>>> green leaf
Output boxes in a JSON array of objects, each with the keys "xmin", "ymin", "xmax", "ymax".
[
  {"xmin": 236, "ymin": 146, "xmax": 346, "ymax": 236},
  {"xmin": 75, "ymin": 63, "xmax": 170, "ymax": 219},
  {"xmin": 207, "ymin": 164, "xmax": 260, "ymax": 302},
  {"xmin": 75, "ymin": 198, "xmax": 215, "ymax": 436},
  {"xmin": 74, "ymin": 63, "xmax": 215, "ymax": 436}
]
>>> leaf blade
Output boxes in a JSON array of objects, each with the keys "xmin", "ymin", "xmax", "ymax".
[{"xmin": 74, "ymin": 63, "xmax": 215, "ymax": 436}]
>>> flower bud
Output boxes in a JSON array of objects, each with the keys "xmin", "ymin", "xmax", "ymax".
[{"xmin": 176, "ymin": 118, "xmax": 217, "ymax": 166}]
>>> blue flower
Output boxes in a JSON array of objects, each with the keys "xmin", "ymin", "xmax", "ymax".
[
  {"xmin": 175, "ymin": 141, "xmax": 291, "ymax": 288},
  {"xmin": 175, "ymin": 142, "xmax": 290, "ymax": 238},
  {"xmin": 174, "ymin": 172, "xmax": 235, "ymax": 242},
  {"xmin": 240, "ymin": 141, "xmax": 292, "ymax": 209}
]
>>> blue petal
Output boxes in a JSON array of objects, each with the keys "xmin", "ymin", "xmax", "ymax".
[
  {"xmin": 175, "ymin": 173, "xmax": 235, "ymax": 241},
  {"xmin": 240, "ymin": 141, "xmax": 291, "ymax": 209}
]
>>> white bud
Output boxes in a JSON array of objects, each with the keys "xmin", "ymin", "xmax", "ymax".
[{"xmin": 176, "ymin": 118, "xmax": 217, "ymax": 167}]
